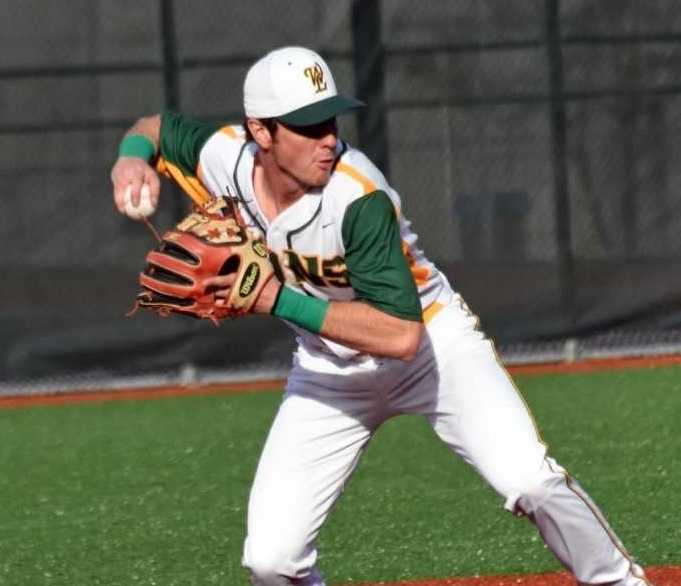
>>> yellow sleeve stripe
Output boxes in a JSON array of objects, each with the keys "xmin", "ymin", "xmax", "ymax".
[
  {"xmin": 219, "ymin": 125, "xmax": 239, "ymax": 138},
  {"xmin": 155, "ymin": 157, "xmax": 214, "ymax": 208},
  {"xmin": 335, "ymin": 162, "xmax": 376, "ymax": 195},
  {"xmin": 196, "ymin": 162, "xmax": 207, "ymax": 191},
  {"xmin": 401, "ymin": 241, "xmax": 432, "ymax": 287},
  {"xmin": 423, "ymin": 302, "xmax": 444, "ymax": 324},
  {"xmin": 335, "ymin": 162, "xmax": 403, "ymax": 217}
]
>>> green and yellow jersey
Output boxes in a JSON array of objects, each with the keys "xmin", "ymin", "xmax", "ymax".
[{"xmin": 156, "ymin": 110, "xmax": 454, "ymax": 365}]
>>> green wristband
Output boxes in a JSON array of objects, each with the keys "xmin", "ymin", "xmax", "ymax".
[
  {"xmin": 272, "ymin": 286, "xmax": 329, "ymax": 334},
  {"xmin": 118, "ymin": 134, "xmax": 156, "ymax": 161}
]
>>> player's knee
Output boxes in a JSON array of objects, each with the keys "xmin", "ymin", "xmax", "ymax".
[
  {"xmin": 243, "ymin": 536, "xmax": 315, "ymax": 585},
  {"xmin": 244, "ymin": 547, "xmax": 286, "ymax": 584},
  {"xmin": 500, "ymin": 459, "xmax": 567, "ymax": 517}
]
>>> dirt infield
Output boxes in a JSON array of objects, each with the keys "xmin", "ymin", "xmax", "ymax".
[
  {"xmin": 3, "ymin": 353, "xmax": 681, "ymax": 410},
  {"xmin": 507, "ymin": 354, "xmax": 681, "ymax": 376},
  {"xmin": 0, "ymin": 379, "xmax": 285, "ymax": 409},
  {"xmin": 352, "ymin": 566, "xmax": 680, "ymax": 586}
]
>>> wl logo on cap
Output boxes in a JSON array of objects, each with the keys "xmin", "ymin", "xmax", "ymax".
[{"xmin": 304, "ymin": 62, "xmax": 327, "ymax": 94}]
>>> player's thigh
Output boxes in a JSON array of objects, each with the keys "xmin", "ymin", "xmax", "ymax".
[
  {"xmin": 433, "ymin": 349, "xmax": 547, "ymax": 497},
  {"xmin": 246, "ymin": 372, "xmax": 377, "ymax": 552},
  {"xmin": 423, "ymin": 305, "xmax": 547, "ymax": 498}
]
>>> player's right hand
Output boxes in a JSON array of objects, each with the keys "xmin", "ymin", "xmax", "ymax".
[{"xmin": 111, "ymin": 156, "xmax": 161, "ymax": 213}]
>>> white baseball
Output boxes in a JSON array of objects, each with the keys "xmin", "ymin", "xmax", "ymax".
[{"xmin": 123, "ymin": 183, "xmax": 156, "ymax": 220}]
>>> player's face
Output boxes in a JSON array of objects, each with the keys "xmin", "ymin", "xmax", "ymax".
[{"xmin": 272, "ymin": 118, "xmax": 338, "ymax": 189}]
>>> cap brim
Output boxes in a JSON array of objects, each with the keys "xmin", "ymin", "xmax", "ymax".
[{"xmin": 278, "ymin": 95, "xmax": 365, "ymax": 127}]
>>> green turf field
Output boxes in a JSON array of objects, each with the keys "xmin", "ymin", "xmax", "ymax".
[{"xmin": 1, "ymin": 365, "xmax": 680, "ymax": 585}]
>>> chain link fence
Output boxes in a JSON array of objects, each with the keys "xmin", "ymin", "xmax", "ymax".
[{"xmin": 3, "ymin": 0, "xmax": 681, "ymax": 392}]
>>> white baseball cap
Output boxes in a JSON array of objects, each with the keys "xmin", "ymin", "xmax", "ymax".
[{"xmin": 243, "ymin": 46, "xmax": 364, "ymax": 127}]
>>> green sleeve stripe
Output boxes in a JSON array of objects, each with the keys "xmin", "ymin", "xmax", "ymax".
[
  {"xmin": 159, "ymin": 110, "xmax": 221, "ymax": 177},
  {"xmin": 341, "ymin": 191, "xmax": 422, "ymax": 322}
]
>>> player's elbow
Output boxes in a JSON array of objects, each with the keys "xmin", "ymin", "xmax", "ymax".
[
  {"xmin": 138, "ymin": 113, "xmax": 161, "ymax": 128},
  {"xmin": 128, "ymin": 114, "xmax": 161, "ymax": 145},
  {"xmin": 390, "ymin": 320, "xmax": 424, "ymax": 361}
]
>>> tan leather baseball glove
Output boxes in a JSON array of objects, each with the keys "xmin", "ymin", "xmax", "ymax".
[{"xmin": 128, "ymin": 196, "xmax": 275, "ymax": 324}]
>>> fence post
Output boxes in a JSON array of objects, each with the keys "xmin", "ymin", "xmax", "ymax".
[
  {"xmin": 351, "ymin": 0, "xmax": 389, "ymax": 177},
  {"xmin": 546, "ymin": 0, "xmax": 577, "ymax": 329},
  {"xmin": 159, "ymin": 0, "xmax": 188, "ymax": 221},
  {"xmin": 159, "ymin": 0, "xmax": 180, "ymax": 111}
]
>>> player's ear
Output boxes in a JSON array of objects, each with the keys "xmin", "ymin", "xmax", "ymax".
[{"xmin": 247, "ymin": 118, "xmax": 273, "ymax": 150}]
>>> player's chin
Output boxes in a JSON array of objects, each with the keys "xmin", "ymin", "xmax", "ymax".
[{"xmin": 308, "ymin": 166, "xmax": 333, "ymax": 187}]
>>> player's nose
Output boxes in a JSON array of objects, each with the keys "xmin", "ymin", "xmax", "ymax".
[
  {"xmin": 318, "ymin": 119, "xmax": 338, "ymax": 146},
  {"xmin": 320, "ymin": 127, "xmax": 338, "ymax": 150},
  {"xmin": 321, "ymin": 131, "xmax": 337, "ymax": 150}
]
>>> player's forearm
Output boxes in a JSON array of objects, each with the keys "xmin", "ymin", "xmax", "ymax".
[
  {"xmin": 321, "ymin": 301, "xmax": 423, "ymax": 360},
  {"xmin": 267, "ymin": 284, "xmax": 423, "ymax": 361},
  {"xmin": 111, "ymin": 114, "xmax": 163, "ymax": 214}
]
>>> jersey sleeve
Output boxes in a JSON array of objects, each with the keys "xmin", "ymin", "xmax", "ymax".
[
  {"xmin": 341, "ymin": 190, "xmax": 422, "ymax": 322},
  {"xmin": 159, "ymin": 110, "xmax": 221, "ymax": 176}
]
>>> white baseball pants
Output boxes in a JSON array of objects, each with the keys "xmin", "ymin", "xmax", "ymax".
[{"xmin": 242, "ymin": 297, "xmax": 650, "ymax": 586}]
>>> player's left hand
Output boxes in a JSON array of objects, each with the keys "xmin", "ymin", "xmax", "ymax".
[
  {"xmin": 128, "ymin": 197, "xmax": 278, "ymax": 324},
  {"xmin": 205, "ymin": 273, "xmax": 281, "ymax": 314}
]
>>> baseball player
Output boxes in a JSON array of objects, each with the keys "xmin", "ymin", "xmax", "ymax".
[{"xmin": 111, "ymin": 47, "xmax": 652, "ymax": 586}]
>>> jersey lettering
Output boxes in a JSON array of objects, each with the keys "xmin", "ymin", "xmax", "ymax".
[
  {"xmin": 321, "ymin": 256, "xmax": 349, "ymax": 288},
  {"xmin": 280, "ymin": 250, "xmax": 350, "ymax": 288}
]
